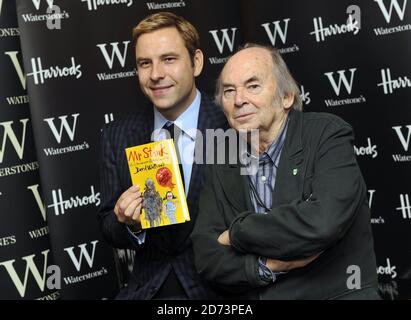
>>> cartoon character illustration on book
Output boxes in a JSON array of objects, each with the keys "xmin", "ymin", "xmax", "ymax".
[
  {"xmin": 156, "ymin": 167, "xmax": 175, "ymax": 189},
  {"xmin": 143, "ymin": 178, "xmax": 163, "ymax": 227},
  {"xmin": 163, "ymin": 191, "xmax": 178, "ymax": 224}
]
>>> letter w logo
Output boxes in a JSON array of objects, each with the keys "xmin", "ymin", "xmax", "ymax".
[
  {"xmin": 43, "ymin": 113, "xmax": 80, "ymax": 144},
  {"xmin": 374, "ymin": 0, "xmax": 408, "ymax": 23},
  {"xmin": 5, "ymin": 51, "xmax": 26, "ymax": 90},
  {"xmin": 97, "ymin": 41, "xmax": 130, "ymax": 69},
  {"xmin": 261, "ymin": 19, "xmax": 290, "ymax": 46},
  {"xmin": 27, "ymin": 184, "xmax": 47, "ymax": 221},
  {"xmin": 0, "ymin": 250, "xmax": 49, "ymax": 298},
  {"xmin": 32, "ymin": 0, "xmax": 54, "ymax": 10},
  {"xmin": 0, "ymin": 119, "xmax": 29, "ymax": 164},
  {"xmin": 64, "ymin": 240, "xmax": 99, "ymax": 272},
  {"xmin": 392, "ymin": 125, "xmax": 411, "ymax": 151},
  {"xmin": 324, "ymin": 68, "xmax": 357, "ymax": 96},
  {"xmin": 209, "ymin": 28, "xmax": 237, "ymax": 54}
]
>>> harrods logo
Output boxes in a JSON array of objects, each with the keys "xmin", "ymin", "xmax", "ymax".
[
  {"xmin": 96, "ymin": 41, "xmax": 136, "ymax": 80},
  {"xmin": 116, "ymin": 249, "xmax": 135, "ymax": 273},
  {"xmin": 81, "ymin": 0, "xmax": 133, "ymax": 11},
  {"xmin": 373, "ymin": 0, "xmax": 411, "ymax": 36},
  {"xmin": 310, "ymin": 15, "xmax": 359, "ymax": 42},
  {"xmin": 379, "ymin": 281, "xmax": 398, "ymax": 300},
  {"xmin": 208, "ymin": 27, "xmax": 238, "ymax": 65},
  {"xmin": 21, "ymin": 0, "xmax": 70, "ymax": 23},
  {"xmin": 323, "ymin": 68, "xmax": 366, "ymax": 107},
  {"xmin": 4, "ymin": 51, "xmax": 29, "ymax": 106},
  {"xmin": 261, "ymin": 18, "xmax": 299, "ymax": 54},
  {"xmin": 27, "ymin": 56, "xmax": 82, "ymax": 85},
  {"xmin": 354, "ymin": 138, "xmax": 378, "ymax": 158},
  {"xmin": 377, "ymin": 68, "xmax": 411, "ymax": 95},
  {"xmin": 392, "ymin": 125, "xmax": 411, "ymax": 162},
  {"xmin": 299, "ymin": 85, "xmax": 311, "ymax": 105},
  {"xmin": 104, "ymin": 113, "xmax": 114, "ymax": 124},
  {"xmin": 396, "ymin": 194, "xmax": 411, "ymax": 219},
  {"xmin": 146, "ymin": 0, "xmax": 185, "ymax": 10},
  {"xmin": 47, "ymin": 185, "xmax": 101, "ymax": 216},
  {"xmin": 377, "ymin": 258, "xmax": 398, "ymax": 279}
]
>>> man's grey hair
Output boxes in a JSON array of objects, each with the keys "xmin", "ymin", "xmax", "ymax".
[{"xmin": 215, "ymin": 43, "xmax": 302, "ymax": 111}]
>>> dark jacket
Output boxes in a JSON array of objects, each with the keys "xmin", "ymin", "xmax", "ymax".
[
  {"xmin": 98, "ymin": 93, "xmax": 228, "ymax": 299},
  {"xmin": 191, "ymin": 110, "xmax": 379, "ymax": 299}
]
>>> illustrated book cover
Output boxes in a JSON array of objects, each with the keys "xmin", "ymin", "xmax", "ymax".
[{"xmin": 125, "ymin": 139, "xmax": 190, "ymax": 229}]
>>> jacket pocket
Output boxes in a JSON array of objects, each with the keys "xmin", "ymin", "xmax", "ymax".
[{"xmin": 302, "ymin": 174, "xmax": 314, "ymax": 201}]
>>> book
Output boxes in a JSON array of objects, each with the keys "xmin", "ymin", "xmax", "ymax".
[{"xmin": 125, "ymin": 139, "xmax": 190, "ymax": 229}]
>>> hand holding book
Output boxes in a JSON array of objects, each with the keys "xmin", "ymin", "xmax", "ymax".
[{"xmin": 114, "ymin": 184, "xmax": 143, "ymax": 231}]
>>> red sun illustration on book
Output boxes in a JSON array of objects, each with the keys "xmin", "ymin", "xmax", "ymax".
[{"xmin": 156, "ymin": 167, "xmax": 175, "ymax": 189}]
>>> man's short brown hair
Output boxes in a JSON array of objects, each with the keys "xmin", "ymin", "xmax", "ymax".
[{"xmin": 132, "ymin": 12, "xmax": 200, "ymax": 64}]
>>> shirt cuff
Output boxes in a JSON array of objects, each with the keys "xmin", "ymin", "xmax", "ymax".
[
  {"xmin": 258, "ymin": 256, "xmax": 285, "ymax": 283},
  {"xmin": 127, "ymin": 226, "xmax": 146, "ymax": 246}
]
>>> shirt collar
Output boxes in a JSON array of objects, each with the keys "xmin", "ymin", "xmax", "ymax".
[
  {"xmin": 153, "ymin": 89, "xmax": 201, "ymax": 141},
  {"xmin": 239, "ymin": 117, "xmax": 289, "ymax": 165},
  {"xmin": 263, "ymin": 118, "xmax": 289, "ymax": 163}
]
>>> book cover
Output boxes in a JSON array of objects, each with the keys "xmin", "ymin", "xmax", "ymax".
[{"xmin": 125, "ymin": 139, "xmax": 190, "ymax": 229}]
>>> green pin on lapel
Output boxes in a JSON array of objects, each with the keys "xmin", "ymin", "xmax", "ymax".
[{"xmin": 293, "ymin": 168, "xmax": 298, "ymax": 176}]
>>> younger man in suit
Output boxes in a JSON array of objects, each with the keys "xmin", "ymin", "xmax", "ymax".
[{"xmin": 98, "ymin": 12, "xmax": 227, "ymax": 299}]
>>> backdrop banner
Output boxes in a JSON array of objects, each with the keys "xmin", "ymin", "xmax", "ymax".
[
  {"xmin": 0, "ymin": 0, "xmax": 408, "ymax": 299},
  {"xmin": 0, "ymin": 0, "xmax": 56, "ymax": 300}
]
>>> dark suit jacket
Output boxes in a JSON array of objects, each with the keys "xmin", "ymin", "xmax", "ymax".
[
  {"xmin": 98, "ymin": 93, "xmax": 228, "ymax": 299},
  {"xmin": 191, "ymin": 110, "xmax": 379, "ymax": 299}
]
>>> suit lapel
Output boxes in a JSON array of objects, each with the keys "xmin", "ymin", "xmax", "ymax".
[
  {"xmin": 187, "ymin": 95, "xmax": 215, "ymax": 201},
  {"xmin": 120, "ymin": 106, "xmax": 154, "ymax": 188},
  {"xmin": 216, "ymin": 164, "xmax": 253, "ymax": 213},
  {"xmin": 125, "ymin": 105, "xmax": 154, "ymax": 148},
  {"xmin": 272, "ymin": 110, "xmax": 308, "ymax": 206}
]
